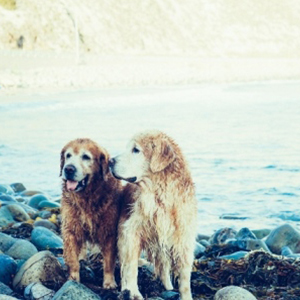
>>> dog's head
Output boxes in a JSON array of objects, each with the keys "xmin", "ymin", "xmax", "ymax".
[
  {"xmin": 60, "ymin": 138, "xmax": 109, "ymax": 192},
  {"xmin": 110, "ymin": 130, "xmax": 176, "ymax": 183}
]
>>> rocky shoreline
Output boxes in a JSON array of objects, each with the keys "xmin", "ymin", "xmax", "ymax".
[{"xmin": 1, "ymin": 182, "xmax": 300, "ymax": 299}]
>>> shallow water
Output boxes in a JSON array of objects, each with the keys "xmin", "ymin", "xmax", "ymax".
[{"xmin": 1, "ymin": 82, "xmax": 300, "ymax": 235}]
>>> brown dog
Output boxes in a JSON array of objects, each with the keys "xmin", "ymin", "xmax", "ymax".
[
  {"xmin": 60, "ymin": 138, "xmax": 122, "ymax": 289},
  {"xmin": 110, "ymin": 130, "xmax": 198, "ymax": 300}
]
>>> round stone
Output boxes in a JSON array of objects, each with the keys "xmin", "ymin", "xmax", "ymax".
[
  {"xmin": 0, "ymin": 185, "xmax": 14, "ymax": 195},
  {"xmin": 31, "ymin": 226, "xmax": 63, "ymax": 250},
  {"xmin": 28, "ymin": 194, "xmax": 50, "ymax": 209},
  {"xmin": 214, "ymin": 286, "xmax": 257, "ymax": 300},
  {"xmin": 13, "ymin": 251, "xmax": 66, "ymax": 293},
  {"xmin": 236, "ymin": 228, "xmax": 256, "ymax": 240},
  {"xmin": 5, "ymin": 239, "xmax": 38, "ymax": 260},
  {"xmin": 252, "ymin": 229, "xmax": 271, "ymax": 239},
  {"xmin": 209, "ymin": 228, "xmax": 237, "ymax": 245},
  {"xmin": 0, "ymin": 233, "xmax": 15, "ymax": 252},
  {"xmin": 20, "ymin": 190, "xmax": 45, "ymax": 197},
  {"xmin": 0, "ymin": 254, "xmax": 17, "ymax": 286},
  {"xmin": 265, "ymin": 224, "xmax": 300, "ymax": 254},
  {"xmin": 0, "ymin": 206, "xmax": 15, "ymax": 227},
  {"xmin": 38, "ymin": 201, "xmax": 61, "ymax": 209},
  {"xmin": 0, "ymin": 195, "xmax": 17, "ymax": 203},
  {"xmin": 34, "ymin": 219, "xmax": 58, "ymax": 231},
  {"xmin": 194, "ymin": 241, "xmax": 206, "ymax": 258},
  {"xmin": 10, "ymin": 183, "xmax": 26, "ymax": 193},
  {"xmin": 5, "ymin": 204, "xmax": 30, "ymax": 222},
  {"xmin": 38, "ymin": 210, "xmax": 52, "ymax": 219},
  {"xmin": 24, "ymin": 282, "xmax": 55, "ymax": 300}
]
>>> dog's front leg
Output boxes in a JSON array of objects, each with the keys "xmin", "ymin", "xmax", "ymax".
[
  {"xmin": 118, "ymin": 228, "xmax": 143, "ymax": 299},
  {"xmin": 102, "ymin": 237, "xmax": 117, "ymax": 289},
  {"xmin": 63, "ymin": 232, "xmax": 82, "ymax": 281}
]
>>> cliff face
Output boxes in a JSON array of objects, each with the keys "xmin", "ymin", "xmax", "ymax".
[{"xmin": 1, "ymin": 0, "xmax": 300, "ymax": 57}]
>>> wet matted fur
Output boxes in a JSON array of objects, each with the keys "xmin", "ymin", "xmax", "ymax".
[
  {"xmin": 60, "ymin": 138, "xmax": 123, "ymax": 289},
  {"xmin": 110, "ymin": 130, "xmax": 198, "ymax": 300}
]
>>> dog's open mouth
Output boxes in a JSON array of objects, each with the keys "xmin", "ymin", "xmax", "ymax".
[{"xmin": 66, "ymin": 175, "xmax": 89, "ymax": 192}]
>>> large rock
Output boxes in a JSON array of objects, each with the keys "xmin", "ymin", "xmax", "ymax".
[
  {"xmin": 265, "ymin": 224, "xmax": 300, "ymax": 254},
  {"xmin": 0, "ymin": 195, "xmax": 17, "ymax": 203},
  {"xmin": 0, "ymin": 254, "xmax": 18, "ymax": 285},
  {"xmin": 0, "ymin": 206, "xmax": 15, "ymax": 227},
  {"xmin": 0, "ymin": 184, "xmax": 14, "ymax": 195},
  {"xmin": 38, "ymin": 201, "xmax": 61, "ymax": 209},
  {"xmin": 214, "ymin": 286, "xmax": 256, "ymax": 300},
  {"xmin": 209, "ymin": 228, "xmax": 237, "ymax": 245},
  {"xmin": 34, "ymin": 219, "xmax": 58, "ymax": 231},
  {"xmin": 10, "ymin": 183, "xmax": 26, "ymax": 193},
  {"xmin": 13, "ymin": 251, "xmax": 66, "ymax": 293},
  {"xmin": 0, "ymin": 281, "xmax": 14, "ymax": 295},
  {"xmin": 6, "ymin": 204, "xmax": 30, "ymax": 222},
  {"xmin": 28, "ymin": 195, "xmax": 50, "ymax": 209},
  {"xmin": 24, "ymin": 282, "xmax": 55, "ymax": 300},
  {"xmin": 0, "ymin": 232, "xmax": 15, "ymax": 252},
  {"xmin": 31, "ymin": 227, "xmax": 63, "ymax": 250},
  {"xmin": 0, "ymin": 296, "xmax": 20, "ymax": 300},
  {"xmin": 52, "ymin": 280, "xmax": 101, "ymax": 300},
  {"xmin": 6, "ymin": 239, "xmax": 38, "ymax": 260}
]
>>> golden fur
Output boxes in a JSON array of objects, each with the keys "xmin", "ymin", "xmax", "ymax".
[
  {"xmin": 111, "ymin": 130, "xmax": 198, "ymax": 300},
  {"xmin": 60, "ymin": 138, "xmax": 122, "ymax": 289}
]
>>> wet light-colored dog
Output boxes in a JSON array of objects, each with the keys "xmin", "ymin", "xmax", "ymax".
[
  {"xmin": 110, "ymin": 130, "xmax": 197, "ymax": 300},
  {"xmin": 60, "ymin": 138, "xmax": 122, "ymax": 289}
]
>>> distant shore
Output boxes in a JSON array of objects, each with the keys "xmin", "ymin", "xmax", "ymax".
[{"xmin": 1, "ymin": 50, "xmax": 300, "ymax": 95}]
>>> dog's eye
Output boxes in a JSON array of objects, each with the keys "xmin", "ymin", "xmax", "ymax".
[
  {"xmin": 132, "ymin": 147, "xmax": 140, "ymax": 154},
  {"xmin": 66, "ymin": 153, "xmax": 71, "ymax": 159},
  {"xmin": 82, "ymin": 154, "xmax": 91, "ymax": 160}
]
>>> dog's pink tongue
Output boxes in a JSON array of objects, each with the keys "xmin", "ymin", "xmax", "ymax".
[{"xmin": 66, "ymin": 180, "xmax": 78, "ymax": 191}]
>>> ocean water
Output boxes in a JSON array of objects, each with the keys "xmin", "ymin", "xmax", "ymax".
[{"xmin": 0, "ymin": 82, "xmax": 300, "ymax": 235}]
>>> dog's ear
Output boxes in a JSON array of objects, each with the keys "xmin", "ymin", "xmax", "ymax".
[
  {"xmin": 150, "ymin": 138, "xmax": 176, "ymax": 173},
  {"xmin": 60, "ymin": 149, "xmax": 65, "ymax": 177},
  {"xmin": 99, "ymin": 153, "xmax": 109, "ymax": 181}
]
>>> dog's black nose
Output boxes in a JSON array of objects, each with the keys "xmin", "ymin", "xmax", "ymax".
[
  {"xmin": 64, "ymin": 165, "xmax": 76, "ymax": 177},
  {"xmin": 109, "ymin": 158, "xmax": 116, "ymax": 168}
]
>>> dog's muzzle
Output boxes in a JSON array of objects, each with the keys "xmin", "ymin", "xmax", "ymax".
[
  {"xmin": 63, "ymin": 164, "xmax": 89, "ymax": 192},
  {"xmin": 109, "ymin": 158, "xmax": 137, "ymax": 183}
]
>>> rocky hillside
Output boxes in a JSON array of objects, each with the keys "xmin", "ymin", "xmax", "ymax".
[{"xmin": 1, "ymin": 0, "xmax": 300, "ymax": 57}]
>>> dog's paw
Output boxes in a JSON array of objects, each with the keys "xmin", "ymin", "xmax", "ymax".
[
  {"xmin": 130, "ymin": 290, "xmax": 144, "ymax": 300},
  {"xmin": 69, "ymin": 272, "xmax": 80, "ymax": 282},
  {"xmin": 103, "ymin": 279, "xmax": 117, "ymax": 289}
]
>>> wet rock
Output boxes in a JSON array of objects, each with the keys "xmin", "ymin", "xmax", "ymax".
[
  {"xmin": 24, "ymin": 282, "xmax": 55, "ymax": 300},
  {"xmin": 15, "ymin": 197, "xmax": 26, "ymax": 203},
  {"xmin": 281, "ymin": 246, "xmax": 300, "ymax": 258},
  {"xmin": 20, "ymin": 191, "xmax": 44, "ymax": 197},
  {"xmin": 52, "ymin": 280, "xmax": 100, "ymax": 300},
  {"xmin": 28, "ymin": 194, "xmax": 50, "ymax": 209},
  {"xmin": 265, "ymin": 224, "xmax": 300, "ymax": 254},
  {"xmin": 252, "ymin": 229, "xmax": 271, "ymax": 239},
  {"xmin": 219, "ymin": 251, "xmax": 248, "ymax": 260},
  {"xmin": 0, "ymin": 281, "xmax": 14, "ymax": 295},
  {"xmin": 0, "ymin": 194, "xmax": 17, "ymax": 203},
  {"xmin": 6, "ymin": 239, "xmax": 38, "ymax": 260},
  {"xmin": 18, "ymin": 203, "xmax": 38, "ymax": 216},
  {"xmin": 6, "ymin": 204, "xmax": 30, "ymax": 222},
  {"xmin": 214, "ymin": 285, "xmax": 256, "ymax": 299},
  {"xmin": 236, "ymin": 228, "xmax": 256, "ymax": 240},
  {"xmin": 199, "ymin": 239, "xmax": 210, "ymax": 247},
  {"xmin": 0, "ymin": 184, "xmax": 14, "ymax": 195},
  {"xmin": 31, "ymin": 227, "xmax": 63, "ymax": 250},
  {"xmin": 38, "ymin": 201, "xmax": 61, "ymax": 209},
  {"xmin": 13, "ymin": 251, "xmax": 66, "ymax": 293},
  {"xmin": 38, "ymin": 211, "xmax": 52, "ymax": 219},
  {"xmin": 196, "ymin": 233, "xmax": 210, "ymax": 242},
  {"xmin": 0, "ymin": 206, "xmax": 16, "ymax": 227},
  {"xmin": 209, "ymin": 228, "xmax": 237, "ymax": 245},
  {"xmin": 10, "ymin": 183, "xmax": 26, "ymax": 193},
  {"xmin": 0, "ymin": 296, "xmax": 20, "ymax": 300},
  {"xmin": 0, "ymin": 254, "xmax": 18, "ymax": 285},
  {"xmin": 34, "ymin": 219, "xmax": 58, "ymax": 231},
  {"xmin": 194, "ymin": 241, "xmax": 206, "ymax": 258},
  {"xmin": 244, "ymin": 239, "xmax": 270, "ymax": 252},
  {"xmin": 0, "ymin": 232, "xmax": 16, "ymax": 252},
  {"xmin": 160, "ymin": 291, "xmax": 180, "ymax": 300}
]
